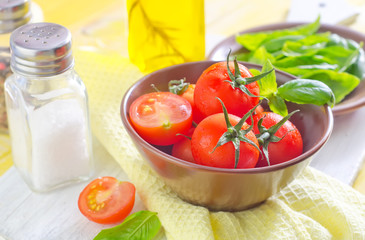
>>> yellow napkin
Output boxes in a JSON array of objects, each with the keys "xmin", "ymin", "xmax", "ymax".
[{"xmin": 75, "ymin": 49, "xmax": 365, "ymax": 240}]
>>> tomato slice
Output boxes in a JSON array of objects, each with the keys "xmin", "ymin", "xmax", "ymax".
[
  {"xmin": 129, "ymin": 92, "xmax": 193, "ymax": 146},
  {"xmin": 78, "ymin": 176, "xmax": 136, "ymax": 224}
]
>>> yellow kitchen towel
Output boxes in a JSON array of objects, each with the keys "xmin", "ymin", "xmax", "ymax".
[{"xmin": 75, "ymin": 49, "xmax": 365, "ymax": 240}]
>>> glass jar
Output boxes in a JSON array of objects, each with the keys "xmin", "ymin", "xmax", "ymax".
[
  {"xmin": 0, "ymin": 0, "xmax": 43, "ymax": 133},
  {"xmin": 5, "ymin": 22, "xmax": 94, "ymax": 192}
]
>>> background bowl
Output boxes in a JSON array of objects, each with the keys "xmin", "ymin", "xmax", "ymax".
[
  {"xmin": 121, "ymin": 61, "xmax": 333, "ymax": 211},
  {"xmin": 207, "ymin": 22, "xmax": 365, "ymax": 116}
]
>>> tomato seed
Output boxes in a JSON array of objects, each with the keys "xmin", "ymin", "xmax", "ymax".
[
  {"xmin": 147, "ymin": 98, "xmax": 156, "ymax": 103},
  {"xmin": 142, "ymin": 105, "xmax": 153, "ymax": 114}
]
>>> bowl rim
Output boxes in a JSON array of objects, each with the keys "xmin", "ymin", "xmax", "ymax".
[
  {"xmin": 121, "ymin": 60, "xmax": 334, "ymax": 174},
  {"xmin": 206, "ymin": 21, "xmax": 365, "ymax": 116}
]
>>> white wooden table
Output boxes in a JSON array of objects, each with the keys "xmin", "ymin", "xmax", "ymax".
[{"xmin": 0, "ymin": 138, "xmax": 147, "ymax": 240}]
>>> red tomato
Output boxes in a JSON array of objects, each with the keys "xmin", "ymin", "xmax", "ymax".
[
  {"xmin": 255, "ymin": 105, "xmax": 264, "ymax": 115},
  {"xmin": 253, "ymin": 112, "xmax": 303, "ymax": 167},
  {"xmin": 129, "ymin": 92, "xmax": 193, "ymax": 146},
  {"xmin": 191, "ymin": 113, "xmax": 260, "ymax": 169},
  {"xmin": 194, "ymin": 61, "xmax": 260, "ymax": 119},
  {"xmin": 246, "ymin": 104, "xmax": 265, "ymax": 125},
  {"xmin": 179, "ymin": 84, "xmax": 205, "ymax": 124},
  {"xmin": 180, "ymin": 84, "xmax": 194, "ymax": 107},
  {"xmin": 78, "ymin": 177, "xmax": 136, "ymax": 224},
  {"xmin": 171, "ymin": 128, "xmax": 195, "ymax": 163}
]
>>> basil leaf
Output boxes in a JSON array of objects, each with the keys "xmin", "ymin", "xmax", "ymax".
[
  {"xmin": 339, "ymin": 44, "xmax": 362, "ymax": 73},
  {"xmin": 268, "ymin": 94, "xmax": 288, "ymax": 116},
  {"xmin": 338, "ymin": 43, "xmax": 365, "ymax": 80},
  {"xmin": 94, "ymin": 211, "xmax": 161, "ymax": 240},
  {"xmin": 327, "ymin": 33, "xmax": 351, "ymax": 48},
  {"xmin": 258, "ymin": 60, "xmax": 277, "ymax": 97},
  {"xmin": 236, "ymin": 52, "xmax": 251, "ymax": 62},
  {"xmin": 277, "ymin": 63, "xmax": 338, "ymax": 76},
  {"xmin": 277, "ymin": 79, "xmax": 335, "ymax": 107},
  {"xmin": 301, "ymin": 70, "xmax": 359, "ymax": 103},
  {"xmin": 236, "ymin": 17, "xmax": 320, "ymax": 51},
  {"xmin": 346, "ymin": 47, "xmax": 365, "ymax": 80},
  {"xmin": 295, "ymin": 32, "xmax": 331, "ymax": 46},
  {"xmin": 262, "ymin": 35, "xmax": 305, "ymax": 53},
  {"xmin": 326, "ymin": 34, "xmax": 365, "ymax": 79},
  {"xmin": 248, "ymin": 46, "xmax": 276, "ymax": 65},
  {"xmin": 248, "ymin": 68, "xmax": 261, "ymax": 76},
  {"xmin": 282, "ymin": 41, "xmax": 326, "ymax": 57},
  {"xmin": 274, "ymin": 55, "xmax": 332, "ymax": 68},
  {"xmin": 281, "ymin": 33, "xmax": 330, "ymax": 57},
  {"xmin": 317, "ymin": 45, "xmax": 354, "ymax": 64}
]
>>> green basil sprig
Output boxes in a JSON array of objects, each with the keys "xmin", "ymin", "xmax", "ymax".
[
  {"xmin": 251, "ymin": 59, "xmax": 335, "ymax": 116},
  {"xmin": 94, "ymin": 211, "xmax": 161, "ymax": 240}
]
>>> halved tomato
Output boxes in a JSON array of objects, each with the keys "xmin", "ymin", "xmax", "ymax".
[
  {"xmin": 78, "ymin": 176, "xmax": 136, "ymax": 224},
  {"xmin": 129, "ymin": 92, "xmax": 193, "ymax": 146}
]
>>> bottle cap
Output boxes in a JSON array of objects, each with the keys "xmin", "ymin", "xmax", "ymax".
[
  {"xmin": 10, "ymin": 22, "xmax": 74, "ymax": 76},
  {"xmin": 0, "ymin": 0, "xmax": 32, "ymax": 34}
]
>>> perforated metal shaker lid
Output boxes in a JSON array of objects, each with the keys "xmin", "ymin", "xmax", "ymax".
[
  {"xmin": 10, "ymin": 22, "xmax": 74, "ymax": 76},
  {"xmin": 0, "ymin": 0, "xmax": 32, "ymax": 34}
]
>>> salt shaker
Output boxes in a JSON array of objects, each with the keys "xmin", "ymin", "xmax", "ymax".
[
  {"xmin": 0, "ymin": 0, "xmax": 43, "ymax": 133},
  {"xmin": 5, "ymin": 22, "xmax": 94, "ymax": 192}
]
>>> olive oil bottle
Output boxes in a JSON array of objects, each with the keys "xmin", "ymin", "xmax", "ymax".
[{"xmin": 127, "ymin": 0, "xmax": 205, "ymax": 73}]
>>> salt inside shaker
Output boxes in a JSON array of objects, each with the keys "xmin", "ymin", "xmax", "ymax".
[{"xmin": 5, "ymin": 22, "xmax": 94, "ymax": 192}]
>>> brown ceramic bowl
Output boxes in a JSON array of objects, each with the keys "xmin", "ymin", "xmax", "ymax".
[
  {"xmin": 121, "ymin": 61, "xmax": 333, "ymax": 211},
  {"xmin": 207, "ymin": 22, "xmax": 365, "ymax": 116}
]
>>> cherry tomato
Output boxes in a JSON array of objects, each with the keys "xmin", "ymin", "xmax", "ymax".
[
  {"xmin": 180, "ymin": 84, "xmax": 194, "ymax": 107},
  {"xmin": 255, "ymin": 105, "xmax": 264, "ymax": 115},
  {"xmin": 191, "ymin": 113, "xmax": 260, "ymax": 169},
  {"xmin": 179, "ymin": 84, "xmax": 205, "ymax": 124},
  {"xmin": 253, "ymin": 112, "xmax": 303, "ymax": 167},
  {"xmin": 171, "ymin": 128, "xmax": 195, "ymax": 163},
  {"xmin": 78, "ymin": 177, "xmax": 136, "ymax": 224},
  {"xmin": 194, "ymin": 61, "xmax": 260, "ymax": 119},
  {"xmin": 129, "ymin": 92, "xmax": 193, "ymax": 146},
  {"xmin": 246, "ymin": 104, "xmax": 265, "ymax": 125}
]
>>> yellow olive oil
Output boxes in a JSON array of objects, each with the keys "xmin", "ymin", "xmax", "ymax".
[{"xmin": 127, "ymin": 0, "xmax": 205, "ymax": 73}]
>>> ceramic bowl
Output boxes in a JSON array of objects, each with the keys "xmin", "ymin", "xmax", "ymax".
[
  {"xmin": 120, "ymin": 61, "xmax": 333, "ymax": 211},
  {"xmin": 207, "ymin": 22, "xmax": 365, "ymax": 116}
]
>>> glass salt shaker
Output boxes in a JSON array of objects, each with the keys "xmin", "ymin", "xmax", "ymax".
[
  {"xmin": 5, "ymin": 22, "xmax": 94, "ymax": 192},
  {"xmin": 0, "ymin": 0, "xmax": 43, "ymax": 133}
]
